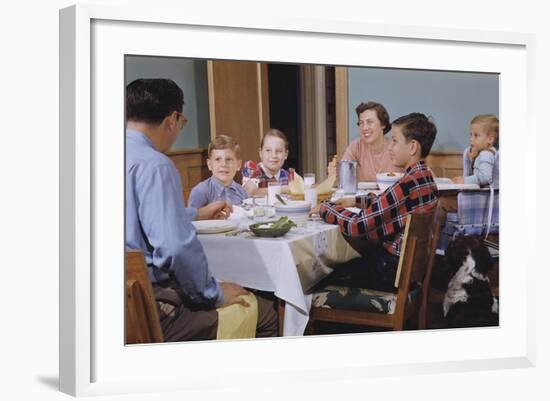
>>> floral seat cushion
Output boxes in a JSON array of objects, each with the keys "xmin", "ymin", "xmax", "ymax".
[{"xmin": 311, "ymin": 283, "xmax": 422, "ymax": 315}]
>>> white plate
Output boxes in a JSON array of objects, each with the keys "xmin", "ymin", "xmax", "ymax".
[
  {"xmin": 273, "ymin": 200, "xmax": 311, "ymax": 210},
  {"xmin": 357, "ymin": 181, "xmax": 379, "ymax": 190},
  {"xmin": 192, "ymin": 220, "xmax": 238, "ymax": 234}
]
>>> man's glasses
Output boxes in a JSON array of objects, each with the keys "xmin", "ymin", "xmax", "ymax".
[{"xmin": 176, "ymin": 112, "xmax": 188, "ymax": 126}]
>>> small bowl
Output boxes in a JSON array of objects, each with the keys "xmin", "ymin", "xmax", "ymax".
[
  {"xmin": 376, "ymin": 172, "xmax": 404, "ymax": 191},
  {"xmin": 249, "ymin": 221, "xmax": 293, "ymax": 237}
]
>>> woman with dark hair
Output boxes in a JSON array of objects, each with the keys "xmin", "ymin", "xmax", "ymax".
[{"xmin": 329, "ymin": 101, "xmax": 403, "ymax": 181}]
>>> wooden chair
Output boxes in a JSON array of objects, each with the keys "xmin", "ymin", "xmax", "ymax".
[
  {"xmin": 308, "ymin": 205, "xmax": 442, "ymax": 332},
  {"xmin": 126, "ymin": 249, "xmax": 164, "ymax": 344}
]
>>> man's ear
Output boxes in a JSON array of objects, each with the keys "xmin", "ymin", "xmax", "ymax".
[{"xmin": 237, "ymin": 159, "xmax": 243, "ymax": 169}]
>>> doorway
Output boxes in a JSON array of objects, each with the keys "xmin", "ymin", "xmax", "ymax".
[{"xmin": 268, "ymin": 63, "xmax": 337, "ymax": 178}]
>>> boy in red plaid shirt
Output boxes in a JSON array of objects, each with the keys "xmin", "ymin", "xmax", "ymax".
[{"xmin": 317, "ymin": 113, "xmax": 439, "ymax": 292}]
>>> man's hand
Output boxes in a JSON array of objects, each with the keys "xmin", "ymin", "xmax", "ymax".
[
  {"xmin": 219, "ymin": 282, "xmax": 251, "ymax": 307},
  {"xmin": 451, "ymin": 176, "xmax": 464, "ymax": 184},
  {"xmin": 197, "ymin": 201, "xmax": 233, "ymax": 220},
  {"xmin": 334, "ymin": 197, "xmax": 356, "ymax": 208}
]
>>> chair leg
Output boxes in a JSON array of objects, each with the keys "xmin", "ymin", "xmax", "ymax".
[
  {"xmin": 304, "ymin": 319, "xmax": 316, "ymax": 335},
  {"xmin": 418, "ymin": 299, "xmax": 427, "ymax": 329}
]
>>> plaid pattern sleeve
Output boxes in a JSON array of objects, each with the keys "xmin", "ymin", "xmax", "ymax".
[{"xmin": 320, "ymin": 160, "xmax": 439, "ymax": 256}]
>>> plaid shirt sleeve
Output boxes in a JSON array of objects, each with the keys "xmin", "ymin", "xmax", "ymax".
[
  {"xmin": 319, "ymin": 163, "xmax": 438, "ymax": 249},
  {"xmin": 320, "ymin": 181, "xmax": 409, "ymax": 242}
]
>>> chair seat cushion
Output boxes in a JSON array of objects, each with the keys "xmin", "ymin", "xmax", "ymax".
[{"xmin": 312, "ymin": 284, "xmax": 422, "ymax": 315}]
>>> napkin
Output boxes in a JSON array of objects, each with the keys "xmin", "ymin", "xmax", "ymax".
[
  {"xmin": 216, "ymin": 293, "xmax": 258, "ymax": 339},
  {"xmin": 289, "ymin": 172, "xmax": 336, "ymax": 195},
  {"xmin": 289, "ymin": 172, "xmax": 305, "ymax": 194}
]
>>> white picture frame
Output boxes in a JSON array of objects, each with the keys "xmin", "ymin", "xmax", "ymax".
[{"xmin": 59, "ymin": 4, "xmax": 536, "ymax": 397}]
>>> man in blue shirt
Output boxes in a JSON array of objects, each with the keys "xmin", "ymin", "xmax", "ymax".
[{"xmin": 126, "ymin": 78, "xmax": 277, "ymax": 340}]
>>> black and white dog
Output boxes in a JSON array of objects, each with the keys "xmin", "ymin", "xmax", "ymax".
[{"xmin": 443, "ymin": 236, "xmax": 499, "ymax": 328}]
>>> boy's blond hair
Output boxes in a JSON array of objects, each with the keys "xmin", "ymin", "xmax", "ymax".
[
  {"xmin": 208, "ymin": 135, "xmax": 240, "ymax": 158},
  {"xmin": 471, "ymin": 114, "xmax": 499, "ymax": 147}
]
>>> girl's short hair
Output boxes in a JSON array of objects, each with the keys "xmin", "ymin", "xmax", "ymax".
[
  {"xmin": 208, "ymin": 135, "xmax": 240, "ymax": 158},
  {"xmin": 470, "ymin": 114, "xmax": 499, "ymax": 147},
  {"xmin": 355, "ymin": 101, "xmax": 391, "ymax": 135},
  {"xmin": 260, "ymin": 128, "xmax": 289, "ymax": 150}
]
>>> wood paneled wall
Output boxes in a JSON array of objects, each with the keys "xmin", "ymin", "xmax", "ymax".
[
  {"xmin": 165, "ymin": 149, "xmax": 462, "ymax": 204},
  {"xmin": 425, "ymin": 151, "xmax": 463, "ymax": 178},
  {"xmin": 167, "ymin": 148, "xmax": 210, "ymax": 203}
]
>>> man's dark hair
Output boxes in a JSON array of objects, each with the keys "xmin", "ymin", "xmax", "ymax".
[
  {"xmin": 126, "ymin": 78, "xmax": 184, "ymax": 124},
  {"xmin": 392, "ymin": 112, "xmax": 437, "ymax": 158}
]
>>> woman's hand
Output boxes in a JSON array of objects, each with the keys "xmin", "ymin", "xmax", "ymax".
[{"xmin": 327, "ymin": 155, "xmax": 339, "ymax": 177}]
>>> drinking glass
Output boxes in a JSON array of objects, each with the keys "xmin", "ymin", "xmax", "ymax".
[
  {"xmin": 252, "ymin": 194, "xmax": 268, "ymax": 222},
  {"xmin": 304, "ymin": 186, "xmax": 318, "ymax": 208},
  {"xmin": 267, "ymin": 180, "xmax": 282, "ymax": 206},
  {"xmin": 303, "ymin": 173, "xmax": 315, "ymax": 187}
]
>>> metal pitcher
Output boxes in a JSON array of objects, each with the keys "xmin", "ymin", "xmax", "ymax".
[{"xmin": 338, "ymin": 160, "xmax": 358, "ymax": 194}]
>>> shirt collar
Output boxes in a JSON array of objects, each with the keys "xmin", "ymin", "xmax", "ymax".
[
  {"xmin": 126, "ymin": 128, "xmax": 155, "ymax": 149},
  {"xmin": 210, "ymin": 176, "xmax": 239, "ymax": 195},
  {"xmin": 405, "ymin": 159, "xmax": 427, "ymax": 174},
  {"xmin": 258, "ymin": 162, "xmax": 281, "ymax": 180}
]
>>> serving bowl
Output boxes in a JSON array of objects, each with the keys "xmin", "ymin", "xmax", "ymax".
[
  {"xmin": 249, "ymin": 218, "xmax": 296, "ymax": 237},
  {"xmin": 274, "ymin": 200, "xmax": 311, "ymax": 227}
]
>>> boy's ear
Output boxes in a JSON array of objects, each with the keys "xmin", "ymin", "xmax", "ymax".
[
  {"xmin": 409, "ymin": 139, "xmax": 419, "ymax": 156},
  {"xmin": 206, "ymin": 158, "xmax": 213, "ymax": 172},
  {"xmin": 237, "ymin": 159, "xmax": 243, "ymax": 169},
  {"xmin": 488, "ymin": 133, "xmax": 496, "ymax": 145}
]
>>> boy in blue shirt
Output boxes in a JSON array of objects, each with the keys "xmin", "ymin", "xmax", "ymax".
[{"xmin": 188, "ymin": 135, "xmax": 249, "ymax": 208}]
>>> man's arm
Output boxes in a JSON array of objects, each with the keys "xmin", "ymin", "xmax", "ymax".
[{"xmin": 138, "ymin": 164, "xmax": 223, "ymax": 308}]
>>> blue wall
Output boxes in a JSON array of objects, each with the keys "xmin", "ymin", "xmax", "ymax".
[
  {"xmin": 125, "ymin": 56, "xmax": 211, "ymax": 149},
  {"xmin": 348, "ymin": 67, "xmax": 499, "ymax": 152}
]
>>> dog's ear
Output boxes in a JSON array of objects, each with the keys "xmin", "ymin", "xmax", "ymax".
[
  {"xmin": 470, "ymin": 237, "xmax": 494, "ymax": 275},
  {"xmin": 446, "ymin": 237, "xmax": 470, "ymax": 272}
]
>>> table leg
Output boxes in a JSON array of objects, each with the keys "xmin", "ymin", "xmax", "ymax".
[{"xmin": 277, "ymin": 298, "xmax": 285, "ymax": 337}]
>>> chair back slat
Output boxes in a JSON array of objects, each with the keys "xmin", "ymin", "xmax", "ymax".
[
  {"xmin": 394, "ymin": 209, "xmax": 436, "ymax": 288},
  {"xmin": 126, "ymin": 250, "xmax": 164, "ymax": 344}
]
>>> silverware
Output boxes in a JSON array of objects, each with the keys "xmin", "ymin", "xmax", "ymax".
[{"xmin": 275, "ymin": 193, "xmax": 287, "ymax": 205}]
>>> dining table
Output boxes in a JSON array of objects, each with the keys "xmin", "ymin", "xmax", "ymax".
[{"xmin": 195, "ymin": 210, "xmax": 360, "ymax": 336}]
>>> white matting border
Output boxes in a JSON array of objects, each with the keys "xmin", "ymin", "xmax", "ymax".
[{"xmin": 59, "ymin": 4, "xmax": 535, "ymax": 397}]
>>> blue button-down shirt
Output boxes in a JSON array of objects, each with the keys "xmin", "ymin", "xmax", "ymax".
[
  {"xmin": 125, "ymin": 129, "xmax": 223, "ymax": 307},
  {"xmin": 188, "ymin": 176, "xmax": 248, "ymax": 208}
]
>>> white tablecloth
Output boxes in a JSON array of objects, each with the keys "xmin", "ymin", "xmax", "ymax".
[
  {"xmin": 335, "ymin": 180, "xmax": 481, "ymax": 200},
  {"xmin": 196, "ymin": 217, "xmax": 359, "ymax": 336}
]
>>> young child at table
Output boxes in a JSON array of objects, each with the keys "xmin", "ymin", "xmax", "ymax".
[
  {"xmin": 241, "ymin": 128, "xmax": 291, "ymax": 196},
  {"xmin": 315, "ymin": 113, "xmax": 439, "ymax": 292},
  {"xmin": 188, "ymin": 135, "xmax": 248, "ymax": 208},
  {"xmin": 452, "ymin": 114, "xmax": 499, "ymax": 186}
]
